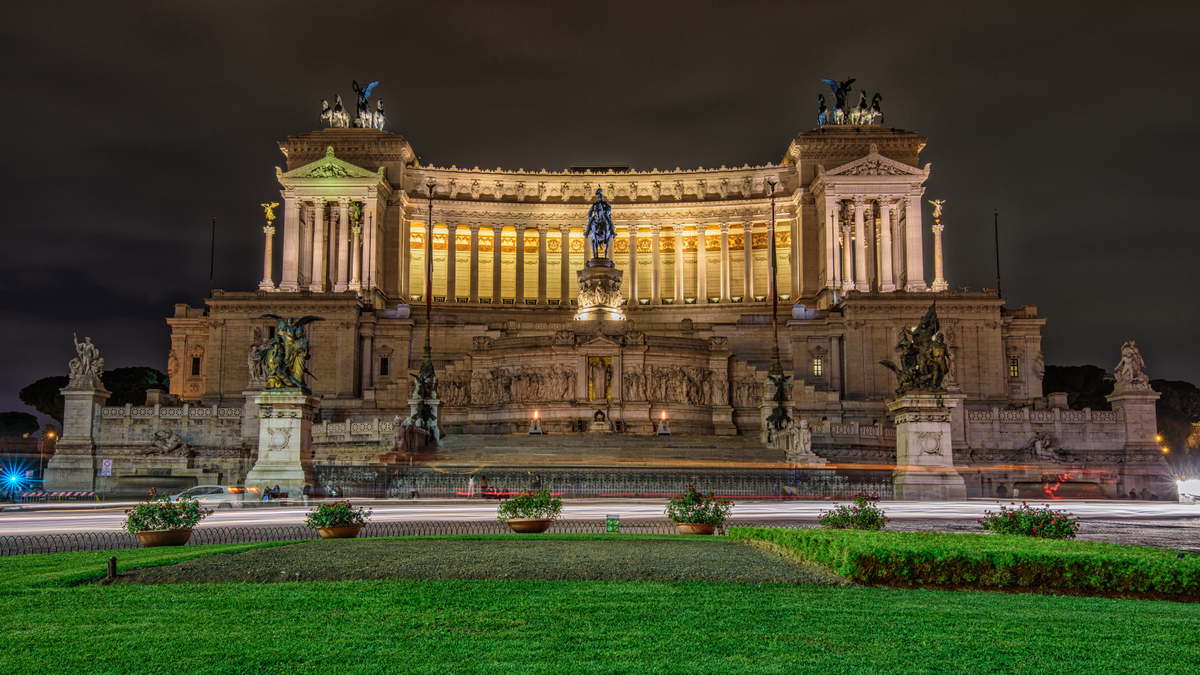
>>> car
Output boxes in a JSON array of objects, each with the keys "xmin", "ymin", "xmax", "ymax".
[{"xmin": 170, "ymin": 485, "xmax": 247, "ymax": 509}]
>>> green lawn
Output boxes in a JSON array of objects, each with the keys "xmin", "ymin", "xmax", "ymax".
[{"xmin": 1, "ymin": 536, "xmax": 1197, "ymax": 674}]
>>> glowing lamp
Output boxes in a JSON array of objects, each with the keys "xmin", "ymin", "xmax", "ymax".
[
  {"xmin": 661, "ymin": 411, "xmax": 667, "ymax": 420},
  {"xmin": 533, "ymin": 410, "xmax": 539, "ymax": 419}
]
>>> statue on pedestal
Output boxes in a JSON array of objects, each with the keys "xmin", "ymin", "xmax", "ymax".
[
  {"xmin": 584, "ymin": 189, "xmax": 615, "ymax": 259},
  {"xmin": 351, "ymin": 80, "xmax": 379, "ymax": 128},
  {"xmin": 256, "ymin": 314, "xmax": 325, "ymax": 392},
  {"xmin": 820, "ymin": 77, "xmax": 855, "ymax": 124},
  {"xmin": 1114, "ymin": 340, "xmax": 1149, "ymax": 390},
  {"xmin": 68, "ymin": 334, "xmax": 104, "ymax": 388},
  {"xmin": 880, "ymin": 303, "xmax": 950, "ymax": 396}
]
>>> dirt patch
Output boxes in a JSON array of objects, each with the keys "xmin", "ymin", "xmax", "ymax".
[{"xmin": 103, "ymin": 538, "xmax": 846, "ymax": 586}]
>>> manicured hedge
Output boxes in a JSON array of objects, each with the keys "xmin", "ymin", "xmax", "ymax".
[{"xmin": 731, "ymin": 527, "xmax": 1200, "ymax": 597}]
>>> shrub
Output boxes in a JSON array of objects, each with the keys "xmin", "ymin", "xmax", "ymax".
[
  {"xmin": 728, "ymin": 528, "xmax": 1200, "ymax": 597},
  {"xmin": 305, "ymin": 501, "xmax": 371, "ymax": 528},
  {"xmin": 122, "ymin": 489, "xmax": 213, "ymax": 534},
  {"xmin": 817, "ymin": 493, "xmax": 889, "ymax": 531},
  {"xmin": 496, "ymin": 487, "xmax": 563, "ymax": 522},
  {"xmin": 665, "ymin": 485, "xmax": 733, "ymax": 525},
  {"xmin": 979, "ymin": 502, "xmax": 1079, "ymax": 540}
]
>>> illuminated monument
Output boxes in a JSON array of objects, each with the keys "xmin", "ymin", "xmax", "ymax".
[{"xmin": 45, "ymin": 80, "xmax": 1171, "ymax": 499}]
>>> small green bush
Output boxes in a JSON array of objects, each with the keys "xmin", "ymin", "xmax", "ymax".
[
  {"xmin": 305, "ymin": 501, "xmax": 371, "ymax": 528},
  {"xmin": 730, "ymin": 527, "xmax": 1200, "ymax": 596},
  {"xmin": 122, "ymin": 490, "xmax": 212, "ymax": 534},
  {"xmin": 980, "ymin": 502, "xmax": 1080, "ymax": 539},
  {"xmin": 817, "ymin": 493, "xmax": 889, "ymax": 530},
  {"xmin": 496, "ymin": 487, "xmax": 563, "ymax": 521},
  {"xmin": 665, "ymin": 485, "xmax": 733, "ymax": 525}
]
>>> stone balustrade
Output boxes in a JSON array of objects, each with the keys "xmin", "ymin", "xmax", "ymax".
[{"xmin": 964, "ymin": 406, "xmax": 1124, "ymax": 453}]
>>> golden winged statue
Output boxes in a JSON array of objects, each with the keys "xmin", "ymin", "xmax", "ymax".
[{"xmin": 261, "ymin": 202, "xmax": 280, "ymax": 224}]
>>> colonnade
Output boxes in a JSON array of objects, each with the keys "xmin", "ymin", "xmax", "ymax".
[
  {"xmin": 824, "ymin": 194, "xmax": 926, "ymax": 294},
  {"xmin": 403, "ymin": 220, "xmax": 793, "ymax": 306},
  {"xmin": 276, "ymin": 196, "xmax": 380, "ymax": 294}
]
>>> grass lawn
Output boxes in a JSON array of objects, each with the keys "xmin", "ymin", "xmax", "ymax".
[{"xmin": 1, "ymin": 535, "xmax": 1197, "ymax": 674}]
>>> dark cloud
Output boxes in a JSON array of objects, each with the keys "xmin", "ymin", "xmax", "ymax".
[{"xmin": 1, "ymin": 0, "xmax": 1198, "ymax": 417}]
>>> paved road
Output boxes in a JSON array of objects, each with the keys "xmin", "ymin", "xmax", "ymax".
[{"xmin": 1, "ymin": 499, "xmax": 1196, "ymax": 535}]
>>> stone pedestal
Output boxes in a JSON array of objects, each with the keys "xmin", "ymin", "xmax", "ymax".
[
  {"xmin": 45, "ymin": 384, "xmax": 111, "ymax": 491},
  {"xmin": 889, "ymin": 393, "xmax": 966, "ymax": 500},
  {"xmin": 711, "ymin": 405, "xmax": 737, "ymax": 436},
  {"xmin": 408, "ymin": 394, "xmax": 441, "ymax": 442},
  {"xmin": 657, "ymin": 418, "xmax": 671, "ymax": 435},
  {"xmin": 245, "ymin": 390, "xmax": 318, "ymax": 494},
  {"xmin": 575, "ymin": 258, "xmax": 625, "ymax": 321},
  {"xmin": 1107, "ymin": 383, "xmax": 1173, "ymax": 496}
]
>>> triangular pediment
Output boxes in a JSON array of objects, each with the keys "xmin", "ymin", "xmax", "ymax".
[
  {"xmin": 277, "ymin": 146, "xmax": 385, "ymax": 180},
  {"xmin": 579, "ymin": 334, "xmax": 622, "ymax": 348},
  {"xmin": 822, "ymin": 144, "xmax": 927, "ymax": 178}
]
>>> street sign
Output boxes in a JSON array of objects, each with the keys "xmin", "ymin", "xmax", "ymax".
[
  {"xmin": 100, "ymin": 459, "xmax": 112, "ymax": 477},
  {"xmin": 606, "ymin": 514, "xmax": 619, "ymax": 533}
]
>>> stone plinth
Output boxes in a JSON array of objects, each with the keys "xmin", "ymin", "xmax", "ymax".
[
  {"xmin": 45, "ymin": 384, "xmax": 111, "ymax": 491},
  {"xmin": 889, "ymin": 393, "xmax": 966, "ymax": 500},
  {"xmin": 245, "ymin": 390, "xmax": 318, "ymax": 494},
  {"xmin": 408, "ymin": 394, "xmax": 442, "ymax": 442},
  {"xmin": 1106, "ymin": 383, "xmax": 1173, "ymax": 496},
  {"xmin": 575, "ymin": 258, "xmax": 625, "ymax": 321}
]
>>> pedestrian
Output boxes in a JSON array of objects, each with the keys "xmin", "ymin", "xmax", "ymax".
[
  {"xmin": 302, "ymin": 483, "xmax": 311, "ymax": 507},
  {"xmin": 996, "ymin": 484, "xmax": 1007, "ymax": 498},
  {"xmin": 870, "ymin": 490, "xmax": 879, "ymax": 502},
  {"xmin": 410, "ymin": 478, "xmax": 418, "ymax": 501},
  {"xmin": 1141, "ymin": 488, "xmax": 1150, "ymax": 500},
  {"xmin": 467, "ymin": 475, "xmax": 475, "ymax": 498},
  {"xmin": 1130, "ymin": 489, "xmax": 1138, "ymax": 500},
  {"xmin": 260, "ymin": 486, "xmax": 270, "ymax": 503},
  {"xmin": 273, "ymin": 485, "xmax": 282, "ymax": 501},
  {"xmin": 1150, "ymin": 492, "xmax": 1159, "ymax": 501},
  {"xmin": 531, "ymin": 474, "xmax": 542, "ymax": 491},
  {"xmin": 1012, "ymin": 487, "xmax": 1020, "ymax": 499},
  {"xmin": 480, "ymin": 475, "xmax": 489, "ymax": 498}
]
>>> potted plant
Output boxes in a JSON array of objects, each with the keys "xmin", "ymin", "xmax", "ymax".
[
  {"xmin": 497, "ymin": 486, "xmax": 562, "ymax": 533},
  {"xmin": 305, "ymin": 500, "xmax": 372, "ymax": 539},
  {"xmin": 122, "ymin": 489, "xmax": 213, "ymax": 547},
  {"xmin": 666, "ymin": 485, "xmax": 733, "ymax": 535}
]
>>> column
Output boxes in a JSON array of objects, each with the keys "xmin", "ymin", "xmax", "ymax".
[
  {"xmin": 329, "ymin": 205, "xmax": 341, "ymax": 291},
  {"xmin": 468, "ymin": 223, "xmax": 481, "ymax": 303},
  {"xmin": 259, "ymin": 223, "xmax": 276, "ymax": 291},
  {"xmin": 673, "ymin": 224, "xmax": 685, "ymax": 303},
  {"xmin": 824, "ymin": 196, "xmax": 838, "ymax": 293},
  {"xmin": 559, "ymin": 225, "xmax": 571, "ymax": 304},
  {"xmin": 514, "ymin": 224, "xmax": 526, "ymax": 303},
  {"xmin": 791, "ymin": 210, "xmax": 802, "ymax": 300},
  {"xmin": 863, "ymin": 202, "xmax": 875, "ymax": 291},
  {"xmin": 697, "ymin": 224, "xmax": 710, "ymax": 302},
  {"xmin": 879, "ymin": 199, "xmax": 896, "ymax": 292},
  {"xmin": 280, "ymin": 197, "xmax": 301, "ymax": 292},
  {"xmin": 853, "ymin": 197, "xmax": 869, "ymax": 292},
  {"xmin": 445, "ymin": 222, "xmax": 458, "ymax": 301},
  {"xmin": 334, "ymin": 200, "xmax": 351, "ymax": 292},
  {"xmin": 718, "ymin": 222, "xmax": 731, "ymax": 302},
  {"xmin": 891, "ymin": 204, "xmax": 904, "ymax": 290},
  {"xmin": 840, "ymin": 207, "xmax": 853, "ymax": 295},
  {"xmin": 362, "ymin": 194, "xmax": 378, "ymax": 293},
  {"xmin": 904, "ymin": 195, "xmax": 927, "ymax": 291},
  {"xmin": 399, "ymin": 216, "xmax": 411, "ymax": 299},
  {"xmin": 627, "ymin": 225, "xmax": 639, "ymax": 306},
  {"xmin": 931, "ymin": 221, "xmax": 948, "ymax": 292},
  {"xmin": 537, "ymin": 224, "xmax": 549, "ymax": 304},
  {"xmin": 350, "ymin": 223, "xmax": 362, "ymax": 291},
  {"xmin": 423, "ymin": 214, "xmax": 433, "ymax": 301},
  {"xmin": 491, "ymin": 225, "xmax": 504, "ymax": 304},
  {"xmin": 742, "ymin": 221, "xmax": 754, "ymax": 301},
  {"xmin": 309, "ymin": 198, "xmax": 326, "ymax": 292},
  {"xmin": 360, "ymin": 333, "xmax": 374, "ymax": 391},
  {"xmin": 649, "ymin": 223, "xmax": 662, "ymax": 305}
]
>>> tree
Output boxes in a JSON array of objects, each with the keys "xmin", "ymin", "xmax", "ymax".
[
  {"xmin": 18, "ymin": 376, "xmax": 69, "ymax": 423},
  {"xmin": 0, "ymin": 412, "xmax": 39, "ymax": 437},
  {"xmin": 1042, "ymin": 365, "xmax": 1113, "ymax": 411},
  {"xmin": 1150, "ymin": 379, "xmax": 1200, "ymax": 463},
  {"xmin": 18, "ymin": 368, "xmax": 169, "ymax": 423}
]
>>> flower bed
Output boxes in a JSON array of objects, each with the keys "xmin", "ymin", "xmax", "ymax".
[
  {"xmin": 817, "ymin": 493, "xmax": 889, "ymax": 531},
  {"xmin": 980, "ymin": 502, "xmax": 1080, "ymax": 539},
  {"xmin": 729, "ymin": 528, "xmax": 1200, "ymax": 597},
  {"xmin": 665, "ymin": 485, "xmax": 733, "ymax": 526}
]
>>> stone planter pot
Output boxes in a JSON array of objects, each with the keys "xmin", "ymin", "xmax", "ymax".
[
  {"xmin": 135, "ymin": 528, "xmax": 194, "ymax": 548},
  {"xmin": 316, "ymin": 525, "xmax": 363, "ymax": 539},
  {"xmin": 505, "ymin": 518, "xmax": 554, "ymax": 533},
  {"xmin": 675, "ymin": 522, "xmax": 718, "ymax": 535}
]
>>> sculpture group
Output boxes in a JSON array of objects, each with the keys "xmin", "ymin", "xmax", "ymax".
[
  {"xmin": 68, "ymin": 334, "xmax": 104, "ymax": 388},
  {"xmin": 880, "ymin": 303, "xmax": 950, "ymax": 396},
  {"xmin": 584, "ymin": 189, "xmax": 615, "ymax": 259},
  {"xmin": 253, "ymin": 314, "xmax": 325, "ymax": 392},
  {"xmin": 817, "ymin": 78, "xmax": 884, "ymax": 127},
  {"xmin": 320, "ymin": 80, "xmax": 386, "ymax": 130}
]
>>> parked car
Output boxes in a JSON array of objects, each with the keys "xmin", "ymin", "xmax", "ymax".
[{"xmin": 170, "ymin": 485, "xmax": 246, "ymax": 509}]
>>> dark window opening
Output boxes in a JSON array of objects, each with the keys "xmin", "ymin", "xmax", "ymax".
[
  {"xmin": 191, "ymin": 357, "xmax": 201, "ymax": 376},
  {"xmin": 379, "ymin": 357, "xmax": 390, "ymax": 377}
]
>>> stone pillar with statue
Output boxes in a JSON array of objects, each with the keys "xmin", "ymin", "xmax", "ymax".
[
  {"xmin": 575, "ymin": 189, "xmax": 625, "ymax": 322},
  {"xmin": 881, "ymin": 303, "xmax": 966, "ymax": 499},
  {"xmin": 44, "ymin": 335, "xmax": 111, "ymax": 490},
  {"xmin": 244, "ymin": 314, "xmax": 324, "ymax": 494},
  {"xmin": 1106, "ymin": 340, "xmax": 1173, "ymax": 497}
]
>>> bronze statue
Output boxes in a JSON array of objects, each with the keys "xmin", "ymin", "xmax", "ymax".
[
  {"xmin": 257, "ymin": 314, "xmax": 325, "ymax": 392},
  {"xmin": 880, "ymin": 303, "xmax": 950, "ymax": 396},
  {"xmin": 584, "ymin": 189, "xmax": 615, "ymax": 259},
  {"xmin": 766, "ymin": 373, "xmax": 792, "ymax": 430}
]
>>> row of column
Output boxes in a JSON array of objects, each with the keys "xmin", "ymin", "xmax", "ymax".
[
  {"xmin": 277, "ymin": 197, "xmax": 378, "ymax": 294},
  {"xmin": 415, "ymin": 221, "xmax": 783, "ymax": 305},
  {"xmin": 826, "ymin": 195, "xmax": 925, "ymax": 294}
]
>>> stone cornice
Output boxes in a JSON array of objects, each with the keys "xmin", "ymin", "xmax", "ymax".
[{"xmin": 406, "ymin": 200, "xmax": 798, "ymax": 224}]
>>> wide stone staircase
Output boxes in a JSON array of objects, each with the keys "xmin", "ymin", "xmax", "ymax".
[{"xmin": 425, "ymin": 433, "xmax": 782, "ymax": 467}]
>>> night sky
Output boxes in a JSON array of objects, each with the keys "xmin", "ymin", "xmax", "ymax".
[{"xmin": 2, "ymin": 1, "xmax": 1198, "ymax": 421}]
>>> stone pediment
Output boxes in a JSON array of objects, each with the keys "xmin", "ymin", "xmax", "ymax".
[
  {"xmin": 276, "ymin": 146, "xmax": 386, "ymax": 181},
  {"xmin": 820, "ymin": 144, "xmax": 928, "ymax": 178},
  {"xmin": 579, "ymin": 334, "xmax": 623, "ymax": 348}
]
